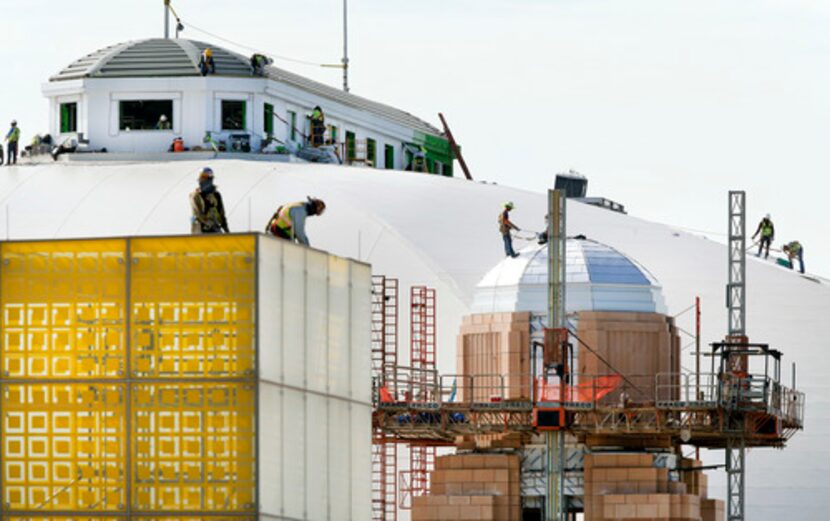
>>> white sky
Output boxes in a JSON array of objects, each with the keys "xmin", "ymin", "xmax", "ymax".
[{"xmin": 1, "ymin": 0, "xmax": 827, "ymax": 276}]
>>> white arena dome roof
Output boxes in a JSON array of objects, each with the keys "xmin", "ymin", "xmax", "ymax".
[
  {"xmin": 472, "ymin": 237, "xmax": 667, "ymax": 315},
  {"xmin": 0, "ymin": 158, "xmax": 828, "ymax": 519}
]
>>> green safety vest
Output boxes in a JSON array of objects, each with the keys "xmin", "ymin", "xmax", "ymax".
[
  {"xmin": 7, "ymin": 127, "xmax": 20, "ymax": 142},
  {"xmin": 762, "ymin": 222, "xmax": 773, "ymax": 237}
]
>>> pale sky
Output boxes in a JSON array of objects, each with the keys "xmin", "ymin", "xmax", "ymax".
[{"xmin": 1, "ymin": 0, "xmax": 827, "ymax": 276}]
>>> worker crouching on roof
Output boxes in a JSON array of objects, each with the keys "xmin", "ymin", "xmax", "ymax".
[
  {"xmin": 250, "ymin": 53, "xmax": 272, "ymax": 76},
  {"xmin": 752, "ymin": 213, "xmax": 775, "ymax": 259},
  {"xmin": 190, "ymin": 167, "xmax": 229, "ymax": 234},
  {"xmin": 266, "ymin": 197, "xmax": 326, "ymax": 246},
  {"xmin": 499, "ymin": 201, "xmax": 521, "ymax": 258},
  {"xmin": 199, "ymin": 48, "xmax": 216, "ymax": 76},
  {"xmin": 783, "ymin": 241, "xmax": 805, "ymax": 274}
]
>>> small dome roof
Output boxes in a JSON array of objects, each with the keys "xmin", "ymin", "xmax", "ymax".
[
  {"xmin": 471, "ymin": 237, "xmax": 667, "ymax": 315},
  {"xmin": 51, "ymin": 38, "xmax": 253, "ymax": 81}
]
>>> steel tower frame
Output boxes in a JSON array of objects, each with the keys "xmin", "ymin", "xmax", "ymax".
[{"xmin": 726, "ymin": 191, "xmax": 746, "ymax": 521}]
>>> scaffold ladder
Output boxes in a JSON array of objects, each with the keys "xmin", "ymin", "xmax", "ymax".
[
  {"xmin": 371, "ymin": 275, "xmax": 399, "ymax": 521},
  {"xmin": 409, "ymin": 286, "xmax": 437, "ymax": 503}
]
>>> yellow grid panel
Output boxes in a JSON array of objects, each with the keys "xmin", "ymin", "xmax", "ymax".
[
  {"xmin": 1, "ymin": 383, "xmax": 126, "ymax": 511},
  {"xmin": 0, "ymin": 241, "xmax": 127, "ymax": 379},
  {"xmin": 130, "ymin": 237, "xmax": 255, "ymax": 379},
  {"xmin": 131, "ymin": 383, "xmax": 256, "ymax": 512}
]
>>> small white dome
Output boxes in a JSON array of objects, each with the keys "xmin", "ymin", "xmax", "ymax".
[{"xmin": 471, "ymin": 237, "xmax": 667, "ymax": 315}]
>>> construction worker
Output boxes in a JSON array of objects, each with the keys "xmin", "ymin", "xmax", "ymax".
[
  {"xmin": 752, "ymin": 214, "xmax": 775, "ymax": 259},
  {"xmin": 250, "ymin": 53, "xmax": 271, "ymax": 76},
  {"xmin": 5, "ymin": 120, "xmax": 20, "ymax": 165},
  {"xmin": 782, "ymin": 241, "xmax": 805, "ymax": 274},
  {"xmin": 309, "ymin": 106, "xmax": 325, "ymax": 147},
  {"xmin": 156, "ymin": 114, "xmax": 171, "ymax": 130},
  {"xmin": 190, "ymin": 167, "xmax": 229, "ymax": 234},
  {"xmin": 499, "ymin": 202, "xmax": 521, "ymax": 258},
  {"xmin": 409, "ymin": 147, "xmax": 428, "ymax": 172},
  {"xmin": 265, "ymin": 197, "xmax": 326, "ymax": 246},
  {"xmin": 199, "ymin": 48, "xmax": 216, "ymax": 76}
]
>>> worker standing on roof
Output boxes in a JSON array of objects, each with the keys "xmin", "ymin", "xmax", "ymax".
[
  {"xmin": 190, "ymin": 167, "xmax": 229, "ymax": 234},
  {"xmin": 265, "ymin": 197, "xmax": 326, "ymax": 246},
  {"xmin": 199, "ymin": 48, "xmax": 216, "ymax": 76},
  {"xmin": 309, "ymin": 106, "xmax": 325, "ymax": 147},
  {"xmin": 5, "ymin": 120, "xmax": 20, "ymax": 165},
  {"xmin": 782, "ymin": 241, "xmax": 805, "ymax": 274},
  {"xmin": 499, "ymin": 202, "xmax": 521, "ymax": 258},
  {"xmin": 752, "ymin": 214, "xmax": 775, "ymax": 259}
]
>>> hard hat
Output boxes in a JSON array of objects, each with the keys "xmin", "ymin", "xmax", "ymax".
[
  {"xmin": 765, "ymin": 213, "xmax": 771, "ymax": 220},
  {"xmin": 10, "ymin": 120, "xmax": 16, "ymax": 126},
  {"xmin": 160, "ymin": 115, "xmax": 168, "ymax": 122},
  {"xmin": 204, "ymin": 47, "xmax": 213, "ymax": 57},
  {"xmin": 503, "ymin": 201, "xmax": 514, "ymax": 209},
  {"xmin": 199, "ymin": 167, "xmax": 214, "ymax": 180}
]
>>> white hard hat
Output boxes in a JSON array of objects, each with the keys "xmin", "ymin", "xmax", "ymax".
[
  {"xmin": 10, "ymin": 120, "xmax": 16, "ymax": 126},
  {"xmin": 160, "ymin": 114, "xmax": 168, "ymax": 122},
  {"xmin": 765, "ymin": 213, "xmax": 771, "ymax": 220}
]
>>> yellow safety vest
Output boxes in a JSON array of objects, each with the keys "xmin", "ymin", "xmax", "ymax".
[{"xmin": 272, "ymin": 202, "xmax": 304, "ymax": 233}]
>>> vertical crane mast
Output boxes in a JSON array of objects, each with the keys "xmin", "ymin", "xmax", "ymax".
[
  {"xmin": 726, "ymin": 191, "xmax": 746, "ymax": 521},
  {"xmin": 546, "ymin": 189, "xmax": 567, "ymax": 521}
]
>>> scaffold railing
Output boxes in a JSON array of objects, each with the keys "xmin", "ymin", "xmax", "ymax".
[{"xmin": 373, "ymin": 368, "xmax": 804, "ymax": 447}]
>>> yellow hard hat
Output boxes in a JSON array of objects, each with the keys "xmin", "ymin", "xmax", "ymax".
[{"xmin": 205, "ymin": 48, "xmax": 213, "ymax": 58}]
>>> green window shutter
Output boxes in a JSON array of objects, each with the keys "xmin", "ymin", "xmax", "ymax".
[
  {"xmin": 60, "ymin": 104, "xmax": 68, "ymax": 133},
  {"xmin": 346, "ymin": 131, "xmax": 356, "ymax": 161},
  {"xmin": 367, "ymin": 139, "xmax": 376, "ymax": 167},
  {"xmin": 385, "ymin": 145, "xmax": 394, "ymax": 169},
  {"xmin": 264, "ymin": 103, "xmax": 274, "ymax": 135},
  {"xmin": 289, "ymin": 111, "xmax": 297, "ymax": 140}
]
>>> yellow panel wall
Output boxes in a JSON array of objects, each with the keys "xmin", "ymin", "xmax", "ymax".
[{"xmin": 0, "ymin": 236, "xmax": 257, "ymax": 519}]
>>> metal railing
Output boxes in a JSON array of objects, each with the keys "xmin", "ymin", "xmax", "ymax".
[{"xmin": 374, "ymin": 367, "xmax": 805, "ymax": 429}]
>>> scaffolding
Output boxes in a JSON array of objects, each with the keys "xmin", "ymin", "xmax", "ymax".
[
  {"xmin": 401, "ymin": 286, "xmax": 437, "ymax": 508},
  {"xmin": 371, "ymin": 276, "xmax": 399, "ymax": 521}
]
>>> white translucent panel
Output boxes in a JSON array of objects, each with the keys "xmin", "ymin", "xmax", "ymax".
[
  {"xmin": 282, "ymin": 388, "xmax": 306, "ymax": 519},
  {"xmin": 282, "ymin": 244, "xmax": 306, "ymax": 388},
  {"xmin": 328, "ymin": 257, "xmax": 351, "ymax": 397},
  {"xmin": 350, "ymin": 262, "xmax": 372, "ymax": 403},
  {"xmin": 350, "ymin": 404, "xmax": 372, "ymax": 521},
  {"xmin": 258, "ymin": 237, "xmax": 283, "ymax": 383},
  {"xmin": 258, "ymin": 382, "xmax": 283, "ymax": 516},
  {"xmin": 305, "ymin": 249, "xmax": 329, "ymax": 393},
  {"xmin": 328, "ymin": 399, "xmax": 351, "ymax": 517},
  {"xmin": 305, "ymin": 393, "xmax": 329, "ymax": 520}
]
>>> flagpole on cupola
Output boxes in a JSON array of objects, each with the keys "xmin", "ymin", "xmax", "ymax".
[{"xmin": 164, "ymin": 0, "xmax": 171, "ymax": 39}]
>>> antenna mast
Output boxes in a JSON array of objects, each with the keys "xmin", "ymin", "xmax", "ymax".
[{"xmin": 342, "ymin": 0, "xmax": 350, "ymax": 92}]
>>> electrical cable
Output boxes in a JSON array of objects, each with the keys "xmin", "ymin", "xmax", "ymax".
[{"xmin": 167, "ymin": 0, "xmax": 336, "ymax": 68}]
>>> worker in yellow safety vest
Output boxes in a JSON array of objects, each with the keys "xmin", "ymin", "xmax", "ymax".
[
  {"xmin": 751, "ymin": 214, "xmax": 775, "ymax": 259},
  {"xmin": 265, "ymin": 197, "xmax": 326, "ymax": 246},
  {"xmin": 309, "ymin": 106, "xmax": 325, "ymax": 147},
  {"xmin": 783, "ymin": 241, "xmax": 805, "ymax": 274},
  {"xmin": 5, "ymin": 120, "xmax": 20, "ymax": 165}
]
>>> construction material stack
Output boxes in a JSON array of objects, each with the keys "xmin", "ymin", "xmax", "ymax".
[{"xmin": 412, "ymin": 453, "xmax": 521, "ymax": 521}]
